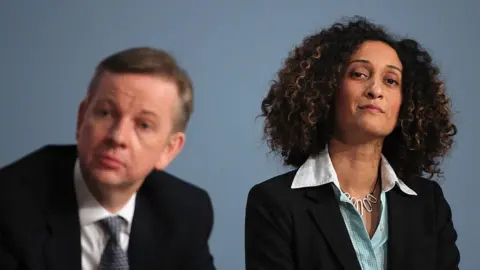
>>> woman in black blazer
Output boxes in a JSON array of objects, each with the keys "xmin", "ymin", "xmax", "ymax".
[{"xmin": 245, "ymin": 16, "xmax": 460, "ymax": 270}]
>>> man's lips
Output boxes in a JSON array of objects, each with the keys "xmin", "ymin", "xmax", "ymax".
[{"xmin": 97, "ymin": 154, "xmax": 124, "ymax": 169}]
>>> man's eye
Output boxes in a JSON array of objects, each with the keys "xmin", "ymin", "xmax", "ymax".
[
  {"xmin": 139, "ymin": 122, "xmax": 152, "ymax": 130},
  {"xmin": 96, "ymin": 109, "xmax": 110, "ymax": 117}
]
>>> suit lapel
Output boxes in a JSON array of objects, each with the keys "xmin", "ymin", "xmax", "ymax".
[
  {"xmin": 387, "ymin": 187, "xmax": 419, "ymax": 270},
  {"xmin": 43, "ymin": 147, "xmax": 82, "ymax": 270},
  {"xmin": 128, "ymin": 182, "xmax": 170, "ymax": 270},
  {"xmin": 306, "ymin": 185, "xmax": 362, "ymax": 270}
]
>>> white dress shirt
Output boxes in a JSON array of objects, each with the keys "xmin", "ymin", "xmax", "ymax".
[
  {"xmin": 73, "ymin": 159, "xmax": 137, "ymax": 270},
  {"xmin": 291, "ymin": 145, "xmax": 417, "ymax": 196}
]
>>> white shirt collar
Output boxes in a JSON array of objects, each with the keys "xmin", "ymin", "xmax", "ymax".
[
  {"xmin": 73, "ymin": 159, "xmax": 137, "ymax": 229},
  {"xmin": 291, "ymin": 146, "xmax": 417, "ymax": 196}
]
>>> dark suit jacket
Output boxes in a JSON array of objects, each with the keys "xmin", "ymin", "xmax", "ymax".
[
  {"xmin": 0, "ymin": 145, "xmax": 216, "ymax": 270},
  {"xmin": 245, "ymin": 170, "xmax": 460, "ymax": 270}
]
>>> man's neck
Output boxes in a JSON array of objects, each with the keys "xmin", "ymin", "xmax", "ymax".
[{"xmin": 83, "ymin": 178, "xmax": 138, "ymax": 214}]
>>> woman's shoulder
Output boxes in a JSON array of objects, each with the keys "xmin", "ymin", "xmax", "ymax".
[
  {"xmin": 405, "ymin": 176, "xmax": 445, "ymax": 198},
  {"xmin": 253, "ymin": 169, "xmax": 298, "ymax": 191},
  {"xmin": 247, "ymin": 169, "xmax": 300, "ymax": 203}
]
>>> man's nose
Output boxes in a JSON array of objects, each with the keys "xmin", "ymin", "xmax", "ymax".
[{"xmin": 107, "ymin": 119, "xmax": 130, "ymax": 148}]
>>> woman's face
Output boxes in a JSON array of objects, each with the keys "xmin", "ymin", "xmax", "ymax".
[{"xmin": 334, "ymin": 41, "xmax": 403, "ymax": 142}]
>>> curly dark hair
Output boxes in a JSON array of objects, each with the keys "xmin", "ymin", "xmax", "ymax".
[{"xmin": 261, "ymin": 16, "xmax": 457, "ymax": 182}]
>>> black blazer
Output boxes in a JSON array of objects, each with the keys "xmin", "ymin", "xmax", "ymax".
[
  {"xmin": 245, "ymin": 170, "xmax": 460, "ymax": 270},
  {"xmin": 0, "ymin": 145, "xmax": 216, "ymax": 270}
]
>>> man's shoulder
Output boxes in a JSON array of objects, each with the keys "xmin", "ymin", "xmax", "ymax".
[
  {"xmin": 141, "ymin": 170, "xmax": 212, "ymax": 212},
  {"xmin": 139, "ymin": 171, "xmax": 214, "ymax": 234},
  {"xmin": 139, "ymin": 171, "xmax": 215, "ymax": 265},
  {"xmin": 149, "ymin": 170, "xmax": 209, "ymax": 195},
  {"xmin": 0, "ymin": 144, "xmax": 77, "ymax": 207},
  {"xmin": 0, "ymin": 145, "xmax": 77, "ymax": 225},
  {"xmin": 0, "ymin": 144, "xmax": 76, "ymax": 174},
  {"xmin": 0, "ymin": 144, "xmax": 76, "ymax": 185}
]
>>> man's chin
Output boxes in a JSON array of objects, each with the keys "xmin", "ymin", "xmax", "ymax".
[{"xmin": 91, "ymin": 170, "xmax": 127, "ymax": 186}]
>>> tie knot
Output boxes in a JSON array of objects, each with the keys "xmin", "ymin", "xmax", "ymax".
[{"xmin": 100, "ymin": 216, "xmax": 124, "ymax": 242}]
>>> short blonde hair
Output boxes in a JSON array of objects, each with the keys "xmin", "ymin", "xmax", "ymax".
[{"xmin": 88, "ymin": 47, "xmax": 193, "ymax": 131}]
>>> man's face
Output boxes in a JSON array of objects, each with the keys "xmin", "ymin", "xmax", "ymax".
[{"xmin": 76, "ymin": 71, "xmax": 185, "ymax": 190}]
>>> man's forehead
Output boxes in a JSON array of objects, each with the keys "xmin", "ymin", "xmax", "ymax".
[
  {"xmin": 95, "ymin": 90, "xmax": 159, "ymax": 110},
  {"xmin": 88, "ymin": 71, "xmax": 179, "ymax": 114}
]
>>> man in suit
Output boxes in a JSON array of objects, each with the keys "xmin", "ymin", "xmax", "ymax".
[{"xmin": 0, "ymin": 47, "xmax": 216, "ymax": 270}]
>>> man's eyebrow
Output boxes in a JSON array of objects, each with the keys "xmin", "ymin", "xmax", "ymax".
[{"xmin": 138, "ymin": 109, "xmax": 160, "ymax": 118}]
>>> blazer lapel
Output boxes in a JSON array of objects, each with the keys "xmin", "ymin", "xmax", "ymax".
[
  {"xmin": 43, "ymin": 149, "xmax": 82, "ymax": 270},
  {"xmin": 306, "ymin": 185, "xmax": 362, "ymax": 270},
  {"xmin": 128, "ymin": 187, "xmax": 170, "ymax": 270},
  {"xmin": 387, "ymin": 187, "xmax": 420, "ymax": 270}
]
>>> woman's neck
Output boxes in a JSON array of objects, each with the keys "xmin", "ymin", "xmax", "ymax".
[{"xmin": 328, "ymin": 138, "xmax": 383, "ymax": 195}]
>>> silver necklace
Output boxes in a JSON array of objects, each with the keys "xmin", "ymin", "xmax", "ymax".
[{"xmin": 342, "ymin": 176, "xmax": 379, "ymax": 216}]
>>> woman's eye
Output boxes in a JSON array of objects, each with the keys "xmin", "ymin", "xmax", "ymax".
[
  {"xmin": 351, "ymin": 71, "xmax": 367, "ymax": 78},
  {"xmin": 385, "ymin": 78, "xmax": 399, "ymax": 85}
]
